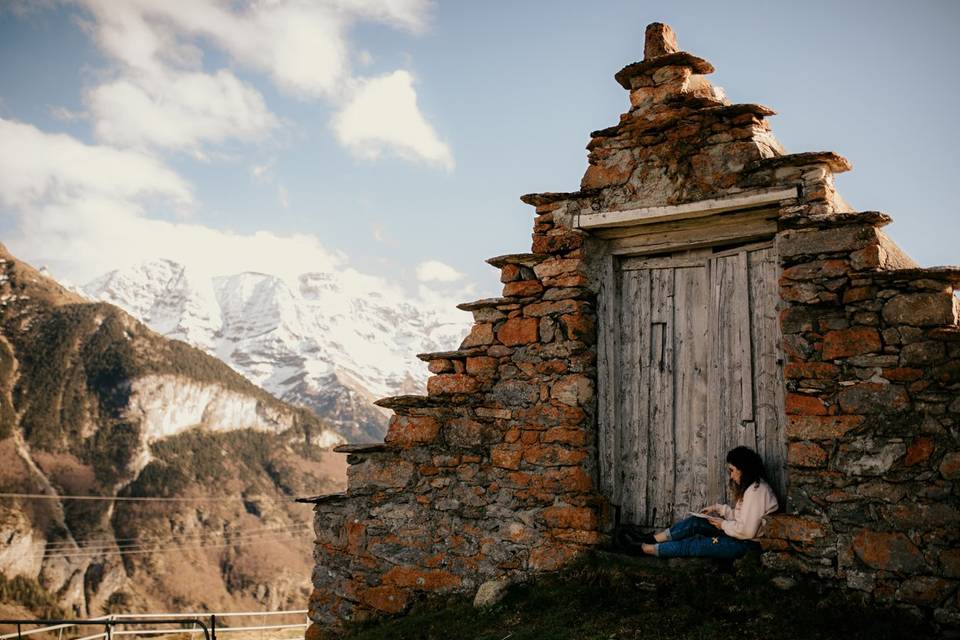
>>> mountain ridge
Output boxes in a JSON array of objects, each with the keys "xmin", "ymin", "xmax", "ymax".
[{"xmin": 83, "ymin": 258, "xmax": 471, "ymax": 442}]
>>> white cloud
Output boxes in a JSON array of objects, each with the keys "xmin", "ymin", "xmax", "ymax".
[
  {"xmin": 278, "ymin": 185, "xmax": 290, "ymax": 208},
  {"xmin": 333, "ymin": 70, "xmax": 454, "ymax": 170},
  {"xmin": 71, "ymin": 0, "xmax": 451, "ymax": 167},
  {"xmin": 0, "ymin": 117, "xmax": 192, "ymax": 210},
  {"xmin": 9, "ymin": 190, "xmax": 345, "ymax": 284},
  {"xmin": 88, "ymin": 70, "xmax": 277, "ymax": 150},
  {"xmin": 416, "ymin": 259, "xmax": 463, "ymax": 283}
]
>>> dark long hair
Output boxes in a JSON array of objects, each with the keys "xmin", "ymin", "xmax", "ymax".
[{"xmin": 726, "ymin": 446, "xmax": 767, "ymax": 503}]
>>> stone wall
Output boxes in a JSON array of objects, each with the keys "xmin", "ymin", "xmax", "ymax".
[
  {"xmin": 306, "ymin": 213, "xmax": 604, "ymax": 629},
  {"xmin": 304, "ymin": 22, "xmax": 960, "ymax": 635},
  {"xmin": 760, "ymin": 215, "xmax": 960, "ymax": 627}
]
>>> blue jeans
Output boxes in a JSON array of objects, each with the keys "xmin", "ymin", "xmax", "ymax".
[{"xmin": 655, "ymin": 516, "xmax": 758, "ymax": 559}]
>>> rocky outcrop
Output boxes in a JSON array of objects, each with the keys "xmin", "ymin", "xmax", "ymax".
[{"xmin": 127, "ymin": 374, "xmax": 299, "ymax": 441}]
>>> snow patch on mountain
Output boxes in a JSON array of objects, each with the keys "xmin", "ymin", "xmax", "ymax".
[{"xmin": 84, "ymin": 260, "xmax": 472, "ymax": 441}]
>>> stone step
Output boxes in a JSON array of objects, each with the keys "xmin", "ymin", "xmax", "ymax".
[
  {"xmin": 857, "ymin": 266, "xmax": 960, "ymax": 287},
  {"xmin": 416, "ymin": 347, "xmax": 486, "ymax": 362},
  {"xmin": 456, "ymin": 297, "xmax": 530, "ymax": 311},
  {"xmin": 485, "ymin": 253, "xmax": 546, "ymax": 269},
  {"xmin": 295, "ymin": 492, "xmax": 349, "ymax": 505},
  {"xmin": 333, "ymin": 443, "xmax": 391, "ymax": 454},
  {"xmin": 520, "ymin": 189, "xmax": 599, "ymax": 207},
  {"xmin": 374, "ymin": 394, "xmax": 475, "ymax": 411},
  {"xmin": 748, "ymin": 151, "xmax": 852, "ymax": 175},
  {"xmin": 781, "ymin": 210, "xmax": 891, "ymax": 230}
]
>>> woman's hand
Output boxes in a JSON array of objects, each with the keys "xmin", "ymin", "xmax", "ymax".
[
  {"xmin": 699, "ymin": 505, "xmax": 718, "ymax": 516},
  {"xmin": 706, "ymin": 516, "xmax": 724, "ymax": 530}
]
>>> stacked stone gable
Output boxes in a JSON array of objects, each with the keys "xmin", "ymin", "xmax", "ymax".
[{"xmin": 305, "ymin": 23, "xmax": 960, "ymax": 635}]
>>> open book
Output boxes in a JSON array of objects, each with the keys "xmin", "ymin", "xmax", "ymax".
[{"xmin": 687, "ymin": 511, "xmax": 712, "ymax": 519}]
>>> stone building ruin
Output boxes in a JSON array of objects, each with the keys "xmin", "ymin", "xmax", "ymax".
[{"xmin": 303, "ymin": 23, "xmax": 960, "ymax": 634}]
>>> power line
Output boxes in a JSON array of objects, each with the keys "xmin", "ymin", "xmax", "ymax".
[
  {"xmin": 42, "ymin": 523, "xmax": 313, "ymax": 552},
  {"xmin": 36, "ymin": 529, "xmax": 313, "ymax": 561},
  {"xmin": 43, "ymin": 522, "xmax": 311, "ymax": 548},
  {"xmin": 0, "ymin": 493, "xmax": 258, "ymax": 503}
]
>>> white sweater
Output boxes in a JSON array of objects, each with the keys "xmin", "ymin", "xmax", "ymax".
[{"xmin": 709, "ymin": 480, "xmax": 779, "ymax": 540}]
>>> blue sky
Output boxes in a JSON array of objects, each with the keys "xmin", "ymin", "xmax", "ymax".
[{"xmin": 0, "ymin": 0, "xmax": 957, "ymax": 304}]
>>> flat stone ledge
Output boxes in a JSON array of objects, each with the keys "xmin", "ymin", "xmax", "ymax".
[
  {"xmin": 780, "ymin": 210, "xmax": 892, "ymax": 230},
  {"xmin": 664, "ymin": 97, "xmax": 776, "ymax": 118},
  {"xmin": 748, "ymin": 151, "xmax": 852, "ymax": 175},
  {"xmin": 333, "ymin": 443, "xmax": 391, "ymax": 454},
  {"xmin": 295, "ymin": 492, "xmax": 349, "ymax": 504},
  {"xmin": 486, "ymin": 253, "xmax": 546, "ymax": 269},
  {"xmin": 457, "ymin": 296, "xmax": 535, "ymax": 311},
  {"xmin": 614, "ymin": 51, "xmax": 715, "ymax": 89},
  {"xmin": 416, "ymin": 347, "xmax": 486, "ymax": 361},
  {"xmin": 589, "ymin": 125, "xmax": 621, "ymax": 138},
  {"xmin": 853, "ymin": 266, "xmax": 960, "ymax": 286},
  {"xmin": 520, "ymin": 189, "xmax": 600, "ymax": 207},
  {"xmin": 374, "ymin": 394, "xmax": 477, "ymax": 410}
]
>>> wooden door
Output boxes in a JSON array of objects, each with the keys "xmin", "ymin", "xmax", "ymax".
[{"xmin": 598, "ymin": 243, "xmax": 785, "ymax": 527}]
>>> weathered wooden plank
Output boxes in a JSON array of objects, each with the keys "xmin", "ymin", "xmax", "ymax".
[
  {"xmin": 602, "ymin": 209, "xmax": 777, "ymax": 254},
  {"xmin": 707, "ymin": 255, "xmax": 741, "ymax": 504},
  {"xmin": 620, "ymin": 240, "xmax": 772, "ymax": 270},
  {"xmin": 614, "ymin": 272, "xmax": 642, "ymax": 523},
  {"xmin": 595, "ymin": 207, "xmax": 777, "ymax": 241},
  {"xmin": 577, "ymin": 188, "xmax": 797, "ymax": 230},
  {"xmin": 749, "ymin": 247, "xmax": 787, "ymax": 500},
  {"xmin": 631, "ymin": 269, "xmax": 652, "ymax": 524},
  {"xmin": 616, "ymin": 269, "xmax": 636, "ymax": 514},
  {"xmin": 732, "ymin": 251, "xmax": 754, "ymax": 424},
  {"xmin": 672, "ymin": 264, "xmax": 710, "ymax": 517},
  {"xmin": 648, "ymin": 268, "xmax": 676, "ymax": 527},
  {"xmin": 597, "ymin": 255, "xmax": 619, "ymax": 503}
]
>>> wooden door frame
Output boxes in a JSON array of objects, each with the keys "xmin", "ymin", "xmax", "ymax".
[{"xmin": 594, "ymin": 199, "xmax": 788, "ymax": 525}]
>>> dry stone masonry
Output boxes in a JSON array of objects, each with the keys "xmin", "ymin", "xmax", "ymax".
[{"xmin": 303, "ymin": 23, "xmax": 960, "ymax": 635}]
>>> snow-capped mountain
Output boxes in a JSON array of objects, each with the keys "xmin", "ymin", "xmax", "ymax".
[{"xmin": 84, "ymin": 260, "xmax": 472, "ymax": 441}]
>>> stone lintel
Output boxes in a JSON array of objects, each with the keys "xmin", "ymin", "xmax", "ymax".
[
  {"xmin": 578, "ymin": 187, "xmax": 797, "ymax": 231},
  {"xmin": 614, "ymin": 52, "xmax": 715, "ymax": 90},
  {"xmin": 295, "ymin": 492, "xmax": 349, "ymax": 504},
  {"xmin": 485, "ymin": 253, "xmax": 546, "ymax": 269},
  {"xmin": 520, "ymin": 189, "xmax": 600, "ymax": 207},
  {"xmin": 749, "ymin": 151, "xmax": 852, "ymax": 175},
  {"xmin": 780, "ymin": 210, "xmax": 893, "ymax": 230},
  {"xmin": 416, "ymin": 347, "xmax": 487, "ymax": 361}
]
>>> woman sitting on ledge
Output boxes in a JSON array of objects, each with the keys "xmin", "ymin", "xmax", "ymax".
[{"xmin": 640, "ymin": 446, "xmax": 779, "ymax": 559}]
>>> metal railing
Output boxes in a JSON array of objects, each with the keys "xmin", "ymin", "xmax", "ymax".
[{"xmin": 0, "ymin": 610, "xmax": 309, "ymax": 640}]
